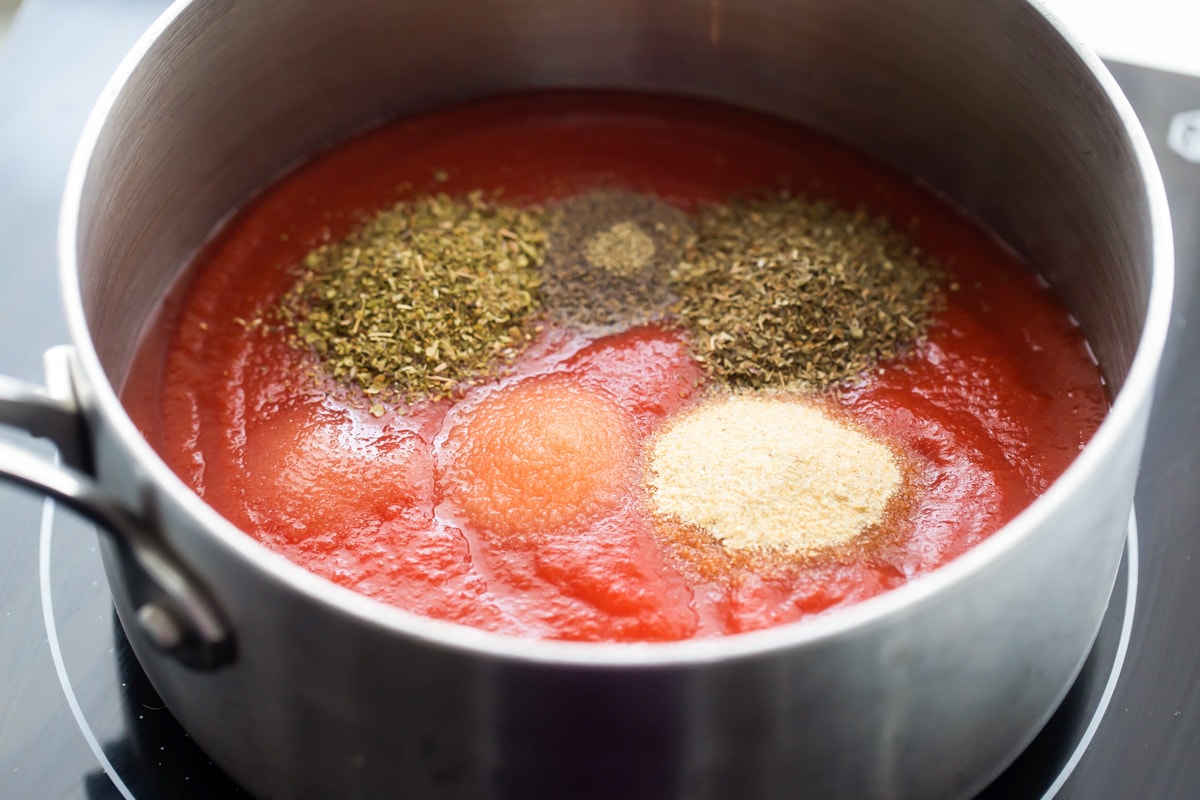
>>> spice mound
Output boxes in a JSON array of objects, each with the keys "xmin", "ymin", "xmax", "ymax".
[
  {"xmin": 540, "ymin": 191, "xmax": 693, "ymax": 332},
  {"xmin": 277, "ymin": 193, "xmax": 548, "ymax": 403},
  {"xmin": 673, "ymin": 194, "xmax": 942, "ymax": 389},
  {"xmin": 647, "ymin": 395, "xmax": 901, "ymax": 556}
]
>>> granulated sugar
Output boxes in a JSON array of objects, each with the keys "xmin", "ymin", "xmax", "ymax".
[{"xmin": 647, "ymin": 395, "xmax": 900, "ymax": 556}]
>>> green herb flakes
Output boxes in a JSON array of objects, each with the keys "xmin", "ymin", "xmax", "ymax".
[
  {"xmin": 671, "ymin": 194, "xmax": 942, "ymax": 389},
  {"xmin": 277, "ymin": 193, "xmax": 549, "ymax": 403}
]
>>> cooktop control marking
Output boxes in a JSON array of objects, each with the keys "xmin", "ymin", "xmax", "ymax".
[{"xmin": 1168, "ymin": 110, "xmax": 1200, "ymax": 162}]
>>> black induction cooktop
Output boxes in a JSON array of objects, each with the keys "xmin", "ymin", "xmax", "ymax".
[{"xmin": 1, "ymin": 1, "xmax": 1198, "ymax": 797}]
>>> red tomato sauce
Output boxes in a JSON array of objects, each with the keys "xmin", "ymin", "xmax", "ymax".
[{"xmin": 122, "ymin": 92, "xmax": 1109, "ymax": 641}]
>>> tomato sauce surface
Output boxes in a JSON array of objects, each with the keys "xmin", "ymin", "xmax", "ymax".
[{"xmin": 123, "ymin": 92, "xmax": 1109, "ymax": 641}]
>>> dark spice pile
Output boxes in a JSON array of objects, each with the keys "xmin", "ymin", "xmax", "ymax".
[
  {"xmin": 539, "ymin": 191, "xmax": 693, "ymax": 332},
  {"xmin": 276, "ymin": 192, "xmax": 549, "ymax": 405},
  {"xmin": 671, "ymin": 194, "xmax": 942, "ymax": 389}
]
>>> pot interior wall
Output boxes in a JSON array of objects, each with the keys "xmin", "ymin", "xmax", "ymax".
[{"xmin": 73, "ymin": 0, "xmax": 1153, "ymax": 394}]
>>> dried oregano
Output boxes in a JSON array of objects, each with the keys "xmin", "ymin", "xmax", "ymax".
[
  {"xmin": 276, "ymin": 192, "xmax": 549, "ymax": 404},
  {"xmin": 670, "ymin": 193, "xmax": 942, "ymax": 389}
]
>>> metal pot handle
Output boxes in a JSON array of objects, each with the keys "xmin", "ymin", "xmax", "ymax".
[{"xmin": 0, "ymin": 345, "xmax": 233, "ymax": 670}]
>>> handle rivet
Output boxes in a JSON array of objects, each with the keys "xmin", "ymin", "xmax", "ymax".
[{"xmin": 137, "ymin": 602, "xmax": 184, "ymax": 651}]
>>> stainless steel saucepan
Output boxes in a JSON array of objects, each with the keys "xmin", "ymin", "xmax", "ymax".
[{"xmin": 0, "ymin": 0, "xmax": 1173, "ymax": 797}]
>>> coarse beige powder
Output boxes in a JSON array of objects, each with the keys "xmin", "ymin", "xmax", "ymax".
[{"xmin": 647, "ymin": 395, "xmax": 900, "ymax": 556}]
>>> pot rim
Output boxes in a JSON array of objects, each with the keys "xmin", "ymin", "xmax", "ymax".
[{"xmin": 56, "ymin": 0, "xmax": 1175, "ymax": 668}]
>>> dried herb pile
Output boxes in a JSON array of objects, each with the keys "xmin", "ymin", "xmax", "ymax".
[
  {"xmin": 671, "ymin": 194, "xmax": 942, "ymax": 389},
  {"xmin": 277, "ymin": 193, "xmax": 548, "ymax": 403}
]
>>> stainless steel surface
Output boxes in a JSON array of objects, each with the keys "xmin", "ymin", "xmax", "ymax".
[
  {"xmin": 0, "ymin": 343, "xmax": 231, "ymax": 669},
  {"xmin": 0, "ymin": 349, "xmax": 83, "ymax": 461},
  {"xmin": 0, "ymin": 0, "xmax": 1172, "ymax": 797}
]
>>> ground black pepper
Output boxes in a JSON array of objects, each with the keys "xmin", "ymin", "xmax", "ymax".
[{"xmin": 539, "ymin": 191, "xmax": 693, "ymax": 332}]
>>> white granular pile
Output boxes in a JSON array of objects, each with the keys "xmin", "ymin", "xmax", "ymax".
[{"xmin": 647, "ymin": 395, "xmax": 901, "ymax": 555}]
